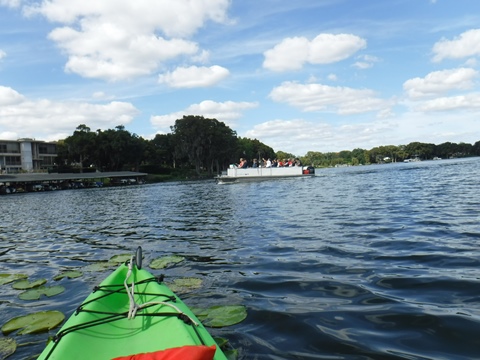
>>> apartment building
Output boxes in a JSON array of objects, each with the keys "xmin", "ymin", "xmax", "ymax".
[{"xmin": 0, "ymin": 138, "xmax": 57, "ymax": 173}]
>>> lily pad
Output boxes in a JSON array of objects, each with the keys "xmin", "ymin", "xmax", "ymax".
[
  {"xmin": 53, "ymin": 270, "xmax": 83, "ymax": 281},
  {"xmin": 0, "ymin": 274, "xmax": 28, "ymax": 286},
  {"xmin": 2, "ymin": 310, "xmax": 65, "ymax": 335},
  {"xmin": 109, "ymin": 254, "xmax": 131, "ymax": 264},
  {"xmin": 83, "ymin": 261, "xmax": 114, "ymax": 272},
  {"xmin": 12, "ymin": 278, "xmax": 47, "ymax": 290},
  {"xmin": 224, "ymin": 349, "xmax": 239, "ymax": 360},
  {"xmin": 18, "ymin": 285, "xmax": 65, "ymax": 301},
  {"xmin": 0, "ymin": 337, "xmax": 16, "ymax": 358},
  {"xmin": 192, "ymin": 305, "xmax": 247, "ymax": 328},
  {"xmin": 168, "ymin": 277, "xmax": 203, "ymax": 293},
  {"xmin": 149, "ymin": 255, "xmax": 184, "ymax": 269},
  {"xmin": 213, "ymin": 337, "xmax": 229, "ymax": 348}
]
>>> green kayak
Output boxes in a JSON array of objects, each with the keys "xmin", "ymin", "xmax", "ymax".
[{"xmin": 38, "ymin": 249, "xmax": 228, "ymax": 360}]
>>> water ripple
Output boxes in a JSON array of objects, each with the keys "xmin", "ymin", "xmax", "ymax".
[{"xmin": 1, "ymin": 158, "xmax": 480, "ymax": 359}]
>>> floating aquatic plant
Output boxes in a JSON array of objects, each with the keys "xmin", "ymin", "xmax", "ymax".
[
  {"xmin": 18, "ymin": 285, "xmax": 65, "ymax": 301},
  {"xmin": 213, "ymin": 337, "xmax": 238, "ymax": 360},
  {"xmin": 192, "ymin": 305, "xmax": 247, "ymax": 328},
  {"xmin": 53, "ymin": 270, "xmax": 83, "ymax": 281},
  {"xmin": 0, "ymin": 337, "xmax": 16, "ymax": 358},
  {"xmin": 168, "ymin": 277, "xmax": 203, "ymax": 293},
  {"xmin": 12, "ymin": 279, "xmax": 47, "ymax": 290},
  {"xmin": 0, "ymin": 274, "xmax": 28, "ymax": 286},
  {"xmin": 224, "ymin": 348, "xmax": 239, "ymax": 360},
  {"xmin": 109, "ymin": 254, "xmax": 132, "ymax": 264},
  {"xmin": 149, "ymin": 255, "xmax": 185, "ymax": 269},
  {"xmin": 81, "ymin": 253, "xmax": 142, "ymax": 273},
  {"xmin": 213, "ymin": 337, "xmax": 229, "ymax": 348},
  {"xmin": 1, "ymin": 311, "xmax": 65, "ymax": 335},
  {"xmin": 82, "ymin": 261, "xmax": 114, "ymax": 272}
]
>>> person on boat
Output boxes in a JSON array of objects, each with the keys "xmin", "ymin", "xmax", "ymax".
[
  {"xmin": 238, "ymin": 158, "xmax": 247, "ymax": 168},
  {"xmin": 265, "ymin": 158, "xmax": 272, "ymax": 167},
  {"xmin": 252, "ymin": 158, "xmax": 258, "ymax": 168}
]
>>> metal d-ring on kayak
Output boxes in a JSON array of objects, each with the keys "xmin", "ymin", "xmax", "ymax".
[{"xmin": 37, "ymin": 247, "xmax": 227, "ymax": 360}]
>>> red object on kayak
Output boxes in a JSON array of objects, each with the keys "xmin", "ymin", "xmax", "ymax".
[{"xmin": 112, "ymin": 345, "xmax": 217, "ymax": 360}]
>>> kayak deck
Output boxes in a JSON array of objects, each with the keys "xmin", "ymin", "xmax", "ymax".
[{"xmin": 38, "ymin": 262, "xmax": 227, "ymax": 360}]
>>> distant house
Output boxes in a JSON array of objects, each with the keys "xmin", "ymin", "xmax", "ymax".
[{"xmin": 0, "ymin": 138, "xmax": 57, "ymax": 173}]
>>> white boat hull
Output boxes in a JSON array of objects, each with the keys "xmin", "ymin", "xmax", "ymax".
[{"xmin": 216, "ymin": 166, "xmax": 315, "ymax": 184}]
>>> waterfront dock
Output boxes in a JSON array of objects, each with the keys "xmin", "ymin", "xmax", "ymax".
[{"xmin": 0, "ymin": 171, "xmax": 147, "ymax": 194}]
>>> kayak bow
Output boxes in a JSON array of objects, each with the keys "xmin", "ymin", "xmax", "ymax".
[{"xmin": 38, "ymin": 248, "xmax": 228, "ymax": 360}]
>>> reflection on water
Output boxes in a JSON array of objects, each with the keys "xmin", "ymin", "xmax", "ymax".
[{"xmin": 1, "ymin": 157, "xmax": 480, "ymax": 359}]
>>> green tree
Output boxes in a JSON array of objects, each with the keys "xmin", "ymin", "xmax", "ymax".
[
  {"xmin": 404, "ymin": 142, "xmax": 435, "ymax": 160},
  {"xmin": 396, "ymin": 145, "xmax": 408, "ymax": 161},
  {"xmin": 457, "ymin": 142, "xmax": 473, "ymax": 157},
  {"xmin": 366, "ymin": 147, "xmax": 379, "ymax": 164},
  {"xmin": 92, "ymin": 126, "xmax": 146, "ymax": 171},
  {"xmin": 236, "ymin": 138, "xmax": 275, "ymax": 166},
  {"xmin": 338, "ymin": 150, "xmax": 352, "ymax": 164},
  {"xmin": 351, "ymin": 148, "xmax": 367, "ymax": 165},
  {"xmin": 276, "ymin": 150, "xmax": 296, "ymax": 161},
  {"xmin": 171, "ymin": 115, "xmax": 237, "ymax": 175},
  {"xmin": 301, "ymin": 151, "xmax": 323, "ymax": 167},
  {"xmin": 473, "ymin": 140, "xmax": 480, "ymax": 156},
  {"xmin": 63, "ymin": 124, "xmax": 96, "ymax": 171},
  {"xmin": 205, "ymin": 119, "xmax": 239, "ymax": 174},
  {"xmin": 148, "ymin": 133, "xmax": 176, "ymax": 168}
]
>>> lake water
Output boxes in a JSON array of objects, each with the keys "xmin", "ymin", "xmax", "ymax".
[{"xmin": 1, "ymin": 157, "xmax": 479, "ymax": 359}]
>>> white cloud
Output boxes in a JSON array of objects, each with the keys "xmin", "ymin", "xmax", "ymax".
[
  {"xmin": 353, "ymin": 61, "xmax": 372, "ymax": 69},
  {"xmin": 269, "ymin": 81, "xmax": 389, "ymax": 115},
  {"xmin": 464, "ymin": 58, "xmax": 478, "ymax": 67},
  {"xmin": 191, "ymin": 50, "xmax": 211, "ymax": 64},
  {"xmin": 246, "ymin": 118, "xmax": 330, "ymax": 141},
  {"xmin": 0, "ymin": 86, "xmax": 25, "ymax": 105},
  {"xmin": 0, "ymin": 0, "xmax": 20, "ymax": 8},
  {"xmin": 0, "ymin": 131, "xmax": 19, "ymax": 140},
  {"xmin": 263, "ymin": 37, "xmax": 309, "ymax": 72},
  {"xmin": 22, "ymin": 0, "xmax": 231, "ymax": 81},
  {"xmin": 263, "ymin": 33, "xmax": 366, "ymax": 72},
  {"xmin": 244, "ymin": 118, "xmax": 394, "ymax": 155},
  {"xmin": 24, "ymin": 0, "xmax": 231, "ymax": 37},
  {"xmin": 352, "ymin": 54, "xmax": 380, "ymax": 69},
  {"xmin": 0, "ymin": 50, "xmax": 6, "ymax": 60},
  {"xmin": 92, "ymin": 91, "xmax": 114, "ymax": 100},
  {"xmin": 432, "ymin": 29, "xmax": 480, "ymax": 62},
  {"xmin": 403, "ymin": 68, "xmax": 478, "ymax": 99},
  {"xmin": 0, "ymin": 86, "xmax": 139, "ymax": 140},
  {"xmin": 413, "ymin": 93, "xmax": 480, "ymax": 112},
  {"xmin": 327, "ymin": 73, "xmax": 338, "ymax": 81},
  {"xmin": 48, "ymin": 25, "xmax": 199, "ymax": 81},
  {"xmin": 150, "ymin": 100, "xmax": 258, "ymax": 130},
  {"xmin": 244, "ymin": 109, "xmax": 480, "ymax": 155},
  {"xmin": 158, "ymin": 65, "xmax": 230, "ymax": 88}
]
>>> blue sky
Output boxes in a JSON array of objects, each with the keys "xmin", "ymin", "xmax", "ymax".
[{"xmin": 1, "ymin": 0, "xmax": 480, "ymax": 155}]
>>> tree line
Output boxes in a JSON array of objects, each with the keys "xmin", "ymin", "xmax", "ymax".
[
  {"xmin": 56, "ymin": 116, "xmax": 275, "ymax": 176},
  {"xmin": 302, "ymin": 141, "xmax": 480, "ymax": 167},
  {"xmin": 56, "ymin": 116, "xmax": 480, "ymax": 175}
]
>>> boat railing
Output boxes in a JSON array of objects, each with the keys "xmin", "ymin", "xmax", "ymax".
[{"xmin": 226, "ymin": 166, "xmax": 304, "ymax": 177}]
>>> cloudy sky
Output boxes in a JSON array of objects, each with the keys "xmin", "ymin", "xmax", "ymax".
[{"xmin": 1, "ymin": 0, "xmax": 480, "ymax": 155}]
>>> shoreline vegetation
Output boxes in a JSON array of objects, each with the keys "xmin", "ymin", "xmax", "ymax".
[{"xmin": 23, "ymin": 118, "xmax": 480, "ymax": 182}]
